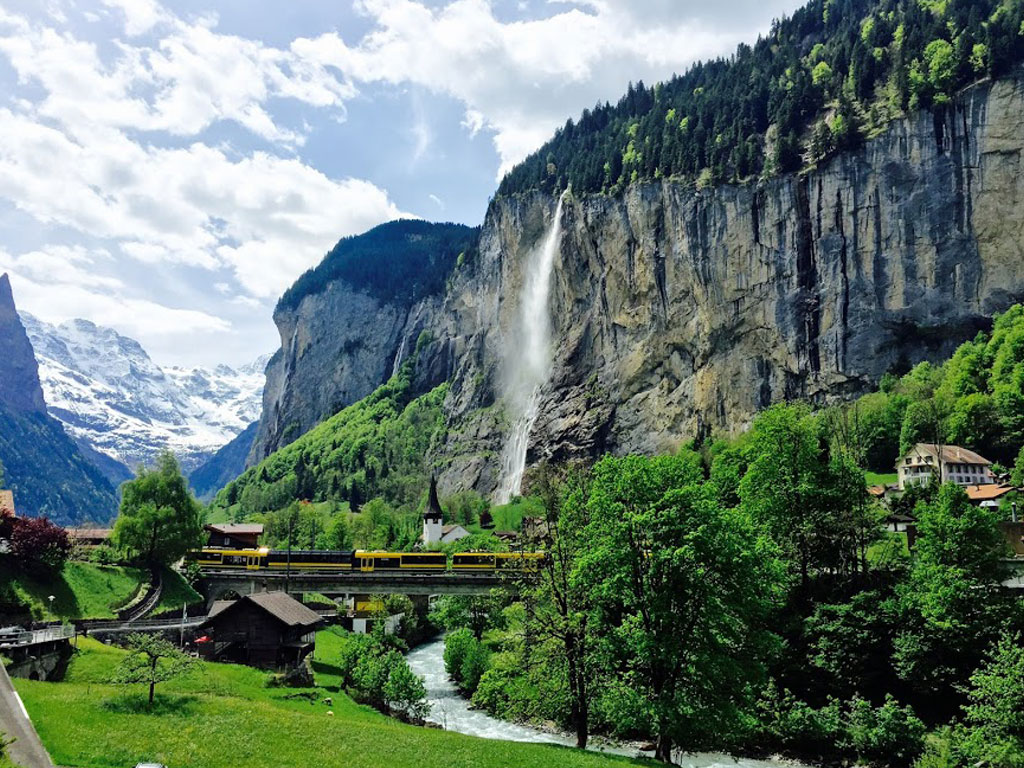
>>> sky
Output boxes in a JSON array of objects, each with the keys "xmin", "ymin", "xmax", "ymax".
[{"xmin": 0, "ymin": 0, "xmax": 803, "ymax": 368}]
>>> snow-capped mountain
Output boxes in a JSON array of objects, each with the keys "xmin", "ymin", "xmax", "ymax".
[{"xmin": 20, "ymin": 312, "xmax": 269, "ymax": 474}]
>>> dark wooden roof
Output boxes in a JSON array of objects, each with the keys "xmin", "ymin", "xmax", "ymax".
[
  {"xmin": 205, "ymin": 523, "xmax": 264, "ymax": 535},
  {"xmin": 206, "ymin": 592, "xmax": 322, "ymax": 628}
]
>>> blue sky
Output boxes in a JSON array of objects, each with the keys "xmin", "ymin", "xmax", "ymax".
[{"xmin": 0, "ymin": 0, "xmax": 802, "ymax": 367}]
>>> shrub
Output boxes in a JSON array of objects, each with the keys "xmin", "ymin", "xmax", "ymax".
[
  {"xmin": 846, "ymin": 695, "xmax": 926, "ymax": 767},
  {"xmin": 443, "ymin": 628, "xmax": 475, "ymax": 681}
]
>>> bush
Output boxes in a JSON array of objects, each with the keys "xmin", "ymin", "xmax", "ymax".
[
  {"xmin": 8, "ymin": 515, "xmax": 71, "ymax": 576},
  {"xmin": 459, "ymin": 640, "xmax": 490, "ymax": 694},
  {"xmin": 443, "ymin": 628, "xmax": 475, "ymax": 681},
  {"xmin": 89, "ymin": 543, "xmax": 119, "ymax": 565},
  {"xmin": 443, "ymin": 628, "xmax": 490, "ymax": 694},
  {"xmin": 846, "ymin": 695, "xmax": 926, "ymax": 767}
]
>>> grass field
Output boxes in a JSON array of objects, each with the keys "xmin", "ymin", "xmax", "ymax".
[
  {"xmin": 151, "ymin": 566, "xmax": 203, "ymax": 614},
  {"xmin": 865, "ymin": 471, "xmax": 898, "ymax": 486},
  {"xmin": 0, "ymin": 560, "xmax": 148, "ymax": 621},
  {"xmin": 15, "ymin": 636, "xmax": 642, "ymax": 768}
]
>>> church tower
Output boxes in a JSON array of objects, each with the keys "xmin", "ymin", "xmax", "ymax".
[{"xmin": 423, "ymin": 475, "xmax": 444, "ymax": 545}]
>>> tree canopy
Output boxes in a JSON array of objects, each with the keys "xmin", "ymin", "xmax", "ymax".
[
  {"xmin": 497, "ymin": 0, "xmax": 1024, "ymax": 197},
  {"xmin": 112, "ymin": 451, "xmax": 204, "ymax": 566}
]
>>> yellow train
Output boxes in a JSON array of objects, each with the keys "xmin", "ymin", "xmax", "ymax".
[{"xmin": 188, "ymin": 547, "xmax": 544, "ymax": 572}]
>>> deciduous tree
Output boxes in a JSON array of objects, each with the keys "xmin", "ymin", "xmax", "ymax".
[
  {"xmin": 109, "ymin": 632, "xmax": 198, "ymax": 705},
  {"xmin": 112, "ymin": 451, "xmax": 203, "ymax": 566}
]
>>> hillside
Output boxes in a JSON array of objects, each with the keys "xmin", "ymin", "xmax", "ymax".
[
  {"xmin": 214, "ymin": 363, "xmax": 447, "ymax": 519},
  {"xmin": 15, "ymin": 637, "xmax": 636, "ymax": 768},
  {"xmin": 0, "ymin": 274, "xmax": 118, "ymax": 524},
  {"xmin": 189, "ymin": 421, "xmax": 259, "ymax": 501},
  {"xmin": 250, "ymin": 220, "xmax": 478, "ymax": 464},
  {"xmin": 498, "ymin": 0, "xmax": 1024, "ymax": 196}
]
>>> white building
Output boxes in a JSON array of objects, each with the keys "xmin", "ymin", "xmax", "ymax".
[
  {"xmin": 423, "ymin": 475, "xmax": 445, "ymax": 545},
  {"xmin": 896, "ymin": 443, "xmax": 994, "ymax": 490}
]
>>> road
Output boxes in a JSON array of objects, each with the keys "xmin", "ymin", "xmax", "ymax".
[{"xmin": 0, "ymin": 662, "xmax": 54, "ymax": 768}]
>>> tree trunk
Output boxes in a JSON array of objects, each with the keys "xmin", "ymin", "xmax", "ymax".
[
  {"xmin": 149, "ymin": 655, "xmax": 157, "ymax": 704},
  {"xmin": 655, "ymin": 732, "xmax": 673, "ymax": 763}
]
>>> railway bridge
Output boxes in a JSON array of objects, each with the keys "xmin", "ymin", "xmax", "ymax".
[{"xmin": 199, "ymin": 569, "xmax": 512, "ymax": 608}]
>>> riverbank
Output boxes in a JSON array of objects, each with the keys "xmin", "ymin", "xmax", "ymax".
[{"xmin": 405, "ymin": 636, "xmax": 811, "ymax": 768}]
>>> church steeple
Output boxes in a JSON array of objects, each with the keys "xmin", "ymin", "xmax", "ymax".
[
  {"xmin": 423, "ymin": 475, "xmax": 444, "ymax": 544},
  {"xmin": 426, "ymin": 475, "xmax": 444, "ymax": 522}
]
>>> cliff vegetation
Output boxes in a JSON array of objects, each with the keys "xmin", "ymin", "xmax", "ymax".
[{"xmin": 498, "ymin": 0, "xmax": 1024, "ymax": 195}]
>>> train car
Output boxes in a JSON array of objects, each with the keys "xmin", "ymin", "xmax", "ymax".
[
  {"xmin": 187, "ymin": 547, "xmax": 270, "ymax": 570},
  {"xmin": 451, "ymin": 551, "xmax": 546, "ymax": 570},
  {"xmin": 265, "ymin": 549, "xmax": 354, "ymax": 571},
  {"xmin": 354, "ymin": 551, "xmax": 448, "ymax": 571}
]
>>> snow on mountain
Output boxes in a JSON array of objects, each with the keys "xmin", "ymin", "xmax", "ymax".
[{"xmin": 20, "ymin": 312, "xmax": 269, "ymax": 473}]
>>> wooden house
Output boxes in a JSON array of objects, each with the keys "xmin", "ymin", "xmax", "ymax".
[
  {"xmin": 200, "ymin": 591, "xmax": 322, "ymax": 668},
  {"xmin": 204, "ymin": 523, "xmax": 264, "ymax": 549}
]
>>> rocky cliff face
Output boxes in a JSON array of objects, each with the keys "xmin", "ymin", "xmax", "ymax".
[
  {"xmin": 0, "ymin": 274, "xmax": 118, "ymax": 523},
  {"xmin": 259, "ymin": 72, "xmax": 1024, "ymax": 499},
  {"xmin": 0, "ymin": 274, "xmax": 46, "ymax": 414}
]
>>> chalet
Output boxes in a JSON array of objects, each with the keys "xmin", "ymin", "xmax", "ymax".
[
  {"xmin": 0, "ymin": 490, "xmax": 14, "ymax": 517},
  {"xmin": 204, "ymin": 523, "xmax": 263, "ymax": 549},
  {"xmin": 896, "ymin": 443, "xmax": 994, "ymax": 490},
  {"xmin": 965, "ymin": 483, "xmax": 1016, "ymax": 508},
  {"xmin": 200, "ymin": 591, "xmax": 322, "ymax": 668}
]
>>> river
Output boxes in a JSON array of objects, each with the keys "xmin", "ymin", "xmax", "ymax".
[{"xmin": 405, "ymin": 636, "xmax": 810, "ymax": 768}]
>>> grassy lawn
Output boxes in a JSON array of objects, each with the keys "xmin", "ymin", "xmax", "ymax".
[
  {"xmin": 0, "ymin": 560, "xmax": 148, "ymax": 621},
  {"xmin": 16, "ymin": 637, "xmax": 643, "ymax": 768},
  {"xmin": 151, "ymin": 566, "xmax": 203, "ymax": 614},
  {"xmin": 865, "ymin": 471, "xmax": 898, "ymax": 486}
]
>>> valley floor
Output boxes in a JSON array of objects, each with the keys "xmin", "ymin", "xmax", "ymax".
[{"xmin": 14, "ymin": 637, "xmax": 645, "ymax": 768}]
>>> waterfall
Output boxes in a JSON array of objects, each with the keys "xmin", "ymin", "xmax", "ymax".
[{"xmin": 494, "ymin": 196, "xmax": 564, "ymax": 504}]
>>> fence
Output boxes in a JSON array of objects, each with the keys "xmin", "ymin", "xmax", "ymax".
[{"xmin": 0, "ymin": 624, "xmax": 75, "ymax": 648}]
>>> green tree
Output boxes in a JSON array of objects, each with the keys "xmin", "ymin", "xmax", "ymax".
[
  {"xmin": 429, "ymin": 594, "xmax": 503, "ymax": 641},
  {"xmin": 112, "ymin": 451, "xmax": 203, "ymax": 565},
  {"xmin": 383, "ymin": 657, "xmax": 429, "ymax": 722},
  {"xmin": 957, "ymin": 632, "xmax": 1024, "ymax": 765},
  {"xmin": 894, "ymin": 484, "xmax": 1013, "ymax": 701},
  {"xmin": 108, "ymin": 632, "xmax": 198, "ymax": 705},
  {"xmin": 579, "ymin": 453, "xmax": 785, "ymax": 761},
  {"xmin": 739, "ymin": 404, "xmax": 872, "ymax": 587},
  {"xmin": 519, "ymin": 463, "xmax": 596, "ymax": 748},
  {"xmin": 924, "ymin": 39, "xmax": 957, "ymax": 99},
  {"xmin": 324, "ymin": 514, "xmax": 352, "ymax": 551}
]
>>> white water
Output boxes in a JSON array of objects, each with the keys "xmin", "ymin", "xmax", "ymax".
[
  {"xmin": 494, "ymin": 196, "xmax": 564, "ymax": 504},
  {"xmin": 405, "ymin": 636, "xmax": 812, "ymax": 768}
]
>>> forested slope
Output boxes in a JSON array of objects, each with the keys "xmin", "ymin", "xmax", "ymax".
[{"xmin": 498, "ymin": 0, "xmax": 1024, "ymax": 196}]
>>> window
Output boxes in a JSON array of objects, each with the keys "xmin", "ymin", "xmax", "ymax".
[{"xmin": 905, "ymin": 458, "xmax": 911, "ymax": 465}]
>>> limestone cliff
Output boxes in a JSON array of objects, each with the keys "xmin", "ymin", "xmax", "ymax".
[{"xmin": 258, "ymin": 72, "xmax": 1024, "ymax": 498}]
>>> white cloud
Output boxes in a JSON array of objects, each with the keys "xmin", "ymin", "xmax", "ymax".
[
  {"xmin": 291, "ymin": 0, "xmax": 794, "ymax": 175},
  {"xmin": 0, "ymin": 246, "xmax": 230, "ymax": 340},
  {"xmin": 0, "ymin": 5, "xmax": 406, "ymax": 303}
]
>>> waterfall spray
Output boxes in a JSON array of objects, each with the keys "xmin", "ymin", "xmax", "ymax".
[{"xmin": 494, "ymin": 195, "xmax": 564, "ymax": 504}]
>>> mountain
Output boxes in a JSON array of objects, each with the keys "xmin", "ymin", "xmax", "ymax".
[
  {"xmin": 0, "ymin": 274, "xmax": 118, "ymax": 524},
  {"xmin": 249, "ymin": 219, "xmax": 478, "ymax": 464},
  {"xmin": 189, "ymin": 421, "xmax": 259, "ymax": 502},
  {"xmin": 20, "ymin": 313, "xmax": 269, "ymax": 476},
  {"xmin": 244, "ymin": 0, "xmax": 1024, "ymax": 503}
]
